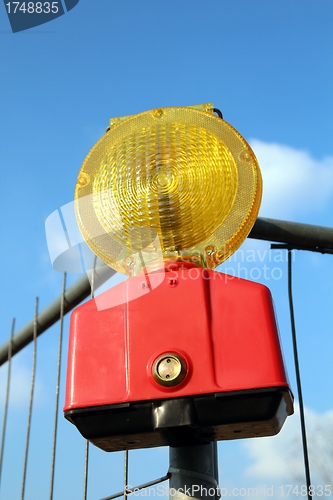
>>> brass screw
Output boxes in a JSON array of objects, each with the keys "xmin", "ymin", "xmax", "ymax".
[
  {"xmin": 77, "ymin": 172, "xmax": 90, "ymax": 188},
  {"xmin": 152, "ymin": 353, "xmax": 187, "ymax": 387},
  {"xmin": 154, "ymin": 108, "xmax": 164, "ymax": 118}
]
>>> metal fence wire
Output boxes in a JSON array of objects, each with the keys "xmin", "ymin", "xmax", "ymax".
[{"xmin": 0, "ymin": 217, "xmax": 332, "ymax": 500}]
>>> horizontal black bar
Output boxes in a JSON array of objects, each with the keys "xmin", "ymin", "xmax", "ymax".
[{"xmin": 249, "ymin": 217, "xmax": 333, "ymax": 252}]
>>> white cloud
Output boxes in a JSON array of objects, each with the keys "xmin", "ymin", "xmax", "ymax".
[
  {"xmin": 242, "ymin": 403, "xmax": 333, "ymax": 485},
  {"xmin": 250, "ymin": 140, "xmax": 333, "ymax": 219}
]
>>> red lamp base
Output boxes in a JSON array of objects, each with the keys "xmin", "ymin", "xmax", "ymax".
[{"xmin": 64, "ymin": 265, "xmax": 294, "ymax": 452}]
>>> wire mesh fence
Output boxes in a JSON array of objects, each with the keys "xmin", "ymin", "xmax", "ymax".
[{"xmin": 0, "ymin": 270, "xmax": 171, "ymax": 500}]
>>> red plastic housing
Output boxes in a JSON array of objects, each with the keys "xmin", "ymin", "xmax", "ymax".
[{"xmin": 64, "ymin": 266, "xmax": 293, "ymax": 451}]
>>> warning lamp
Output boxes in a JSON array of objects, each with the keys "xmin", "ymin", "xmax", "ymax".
[
  {"xmin": 74, "ymin": 103, "xmax": 261, "ymax": 275},
  {"xmin": 64, "ymin": 104, "xmax": 293, "ymax": 452}
]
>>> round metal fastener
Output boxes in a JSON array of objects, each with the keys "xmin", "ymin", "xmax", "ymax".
[
  {"xmin": 168, "ymin": 278, "xmax": 178, "ymax": 287},
  {"xmin": 152, "ymin": 353, "xmax": 187, "ymax": 387}
]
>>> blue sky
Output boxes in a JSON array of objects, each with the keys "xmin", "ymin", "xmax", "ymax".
[{"xmin": 0, "ymin": 1, "xmax": 332, "ymax": 499}]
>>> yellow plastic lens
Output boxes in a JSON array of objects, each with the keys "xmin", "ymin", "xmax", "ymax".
[{"xmin": 75, "ymin": 104, "xmax": 262, "ymax": 275}]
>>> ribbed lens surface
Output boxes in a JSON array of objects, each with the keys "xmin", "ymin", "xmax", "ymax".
[
  {"xmin": 92, "ymin": 122, "xmax": 237, "ymax": 253},
  {"xmin": 75, "ymin": 106, "xmax": 262, "ymax": 275}
]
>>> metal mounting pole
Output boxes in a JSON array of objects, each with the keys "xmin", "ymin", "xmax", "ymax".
[{"xmin": 169, "ymin": 442, "xmax": 219, "ymax": 500}]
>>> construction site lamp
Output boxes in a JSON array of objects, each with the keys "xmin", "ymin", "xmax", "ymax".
[
  {"xmin": 74, "ymin": 103, "xmax": 262, "ymax": 275},
  {"xmin": 64, "ymin": 104, "xmax": 293, "ymax": 452}
]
